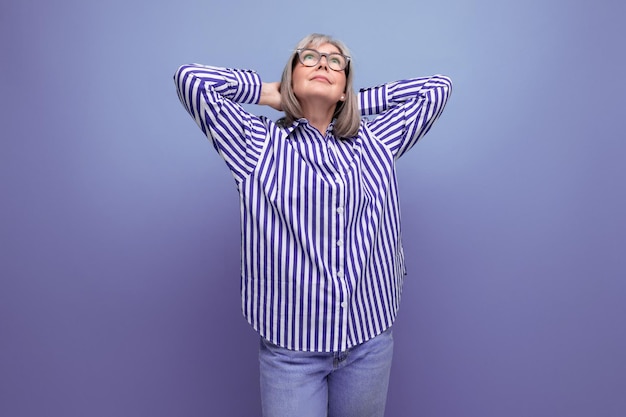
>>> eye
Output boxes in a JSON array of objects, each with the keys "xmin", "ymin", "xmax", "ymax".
[
  {"xmin": 330, "ymin": 56, "xmax": 342, "ymax": 66},
  {"xmin": 300, "ymin": 50, "xmax": 319, "ymax": 64}
]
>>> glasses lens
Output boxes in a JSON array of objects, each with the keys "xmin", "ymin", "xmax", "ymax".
[
  {"xmin": 299, "ymin": 49, "xmax": 320, "ymax": 67},
  {"xmin": 327, "ymin": 53, "xmax": 347, "ymax": 71}
]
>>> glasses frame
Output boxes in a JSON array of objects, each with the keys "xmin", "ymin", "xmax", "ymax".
[{"xmin": 295, "ymin": 48, "xmax": 351, "ymax": 72}]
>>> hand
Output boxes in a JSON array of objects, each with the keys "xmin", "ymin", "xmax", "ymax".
[{"xmin": 259, "ymin": 82, "xmax": 282, "ymax": 111}]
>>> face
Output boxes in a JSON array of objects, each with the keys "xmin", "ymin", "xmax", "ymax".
[{"xmin": 292, "ymin": 43, "xmax": 347, "ymax": 107}]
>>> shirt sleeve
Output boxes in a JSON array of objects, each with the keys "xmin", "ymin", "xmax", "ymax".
[
  {"xmin": 358, "ymin": 75, "xmax": 452, "ymax": 159},
  {"xmin": 174, "ymin": 64, "xmax": 267, "ymax": 181}
]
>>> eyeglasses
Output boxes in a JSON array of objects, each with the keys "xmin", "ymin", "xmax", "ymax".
[{"xmin": 295, "ymin": 48, "xmax": 350, "ymax": 71}]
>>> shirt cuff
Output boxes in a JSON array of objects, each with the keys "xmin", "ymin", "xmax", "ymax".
[
  {"xmin": 359, "ymin": 83, "xmax": 389, "ymax": 116},
  {"xmin": 230, "ymin": 69, "xmax": 262, "ymax": 104}
]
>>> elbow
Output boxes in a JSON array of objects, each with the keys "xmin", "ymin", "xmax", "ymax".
[
  {"xmin": 436, "ymin": 74, "xmax": 452, "ymax": 90},
  {"xmin": 174, "ymin": 64, "xmax": 196, "ymax": 83},
  {"xmin": 174, "ymin": 64, "xmax": 205, "ymax": 98},
  {"xmin": 434, "ymin": 75, "xmax": 453, "ymax": 100}
]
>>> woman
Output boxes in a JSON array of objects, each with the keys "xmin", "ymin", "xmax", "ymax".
[{"xmin": 174, "ymin": 33, "xmax": 452, "ymax": 417}]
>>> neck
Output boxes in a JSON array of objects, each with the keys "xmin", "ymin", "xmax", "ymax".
[{"xmin": 300, "ymin": 99, "xmax": 336, "ymax": 135}]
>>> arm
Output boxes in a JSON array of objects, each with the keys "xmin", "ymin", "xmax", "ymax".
[
  {"xmin": 174, "ymin": 64, "xmax": 267, "ymax": 180},
  {"xmin": 359, "ymin": 75, "xmax": 452, "ymax": 158}
]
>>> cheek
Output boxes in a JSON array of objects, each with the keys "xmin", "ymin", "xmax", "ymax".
[
  {"xmin": 291, "ymin": 68, "xmax": 306, "ymax": 94},
  {"xmin": 292, "ymin": 65, "xmax": 307, "ymax": 83},
  {"xmin": 337, "ymin": 74, "xmax": 347, "ymax": 92}
]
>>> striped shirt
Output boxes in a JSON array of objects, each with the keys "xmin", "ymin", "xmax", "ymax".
[{"xmin": 174, "ymin": 64, "xmax": 452, "ymax": 352}]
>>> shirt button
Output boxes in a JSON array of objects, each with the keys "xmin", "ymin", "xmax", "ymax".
[
  {"xmin": 341, "ymin": 302, "xmax": 347, "ymax": 309},
  {"xmin": 336, "ymin": 207, "xmax": 344, "ymax": 214},
  {"xmin": 337, "ymin": 271, "xmax": 344, "ymax": 278},
  {"xmin": 336, "ymin": 239, "xmax": 343, "ymax": 246}
]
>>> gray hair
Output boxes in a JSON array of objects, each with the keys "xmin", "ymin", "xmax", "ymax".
[{"xmin": 279, "ymin": 33, "xmax": 360, "ymax": 138}]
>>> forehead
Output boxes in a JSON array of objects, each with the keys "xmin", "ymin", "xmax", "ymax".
[{"xmin": 307, "ymin": 42, "xmax": 341, "ymax": 54}]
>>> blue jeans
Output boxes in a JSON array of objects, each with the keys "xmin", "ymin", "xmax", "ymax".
[{"xmin": 259, "ymin": 327, "xmax": 394, "ymax": 417}]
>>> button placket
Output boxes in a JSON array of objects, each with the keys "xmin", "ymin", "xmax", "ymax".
[{"xmin": 332, "ymin": 165, "xmax": 349, "ymax": 351}]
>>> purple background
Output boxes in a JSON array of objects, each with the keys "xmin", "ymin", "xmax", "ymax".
[{"xmin": 2, "ymin": 0, "xmax": 625, "ymax": 416}]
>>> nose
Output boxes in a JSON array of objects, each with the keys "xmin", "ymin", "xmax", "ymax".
[{"xmin": 317, "ymin": 55, "xmax": 330, "ymax": 69}]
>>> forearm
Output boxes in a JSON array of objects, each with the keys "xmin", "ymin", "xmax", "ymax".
[
  {"xmin": 358, "ymin": 75, "xmax": 452, "ymax": 117},
  {"xmin": 174, "ymin": 64, "xmax": 262, "ymax": 108},
  {"xmin": 388, "ymin": 75, "xmax": 452, "ymax": 109}
]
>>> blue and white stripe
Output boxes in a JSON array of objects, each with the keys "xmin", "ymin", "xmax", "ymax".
[{"xmin": 175, "ymin": 64, "xmax": 452, "ymax": 352}]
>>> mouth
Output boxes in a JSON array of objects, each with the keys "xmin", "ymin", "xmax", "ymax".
[{"xmin": 310, "ymin": 75, "xmax": 331, "ymax": 83}]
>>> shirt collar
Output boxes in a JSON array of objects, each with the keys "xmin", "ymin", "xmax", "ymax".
[{"xmin": 283, "ymin": 118, "xmax": 337, "ymax": 138}]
